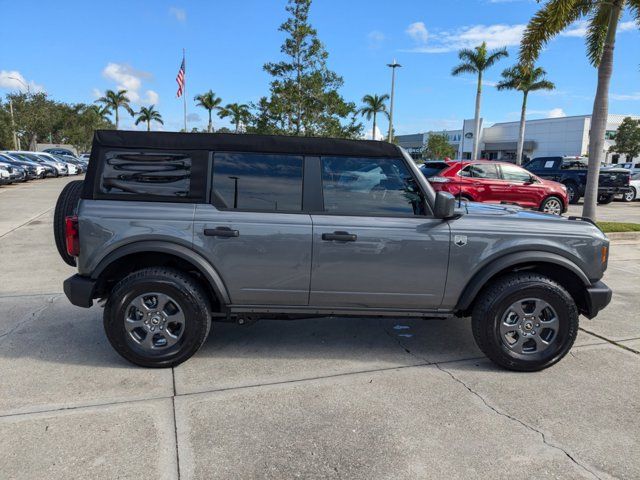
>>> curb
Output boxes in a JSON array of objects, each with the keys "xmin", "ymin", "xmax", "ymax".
[{"xmin": 607, "ymin": 231, "xmax": 640, "ymax": 242}]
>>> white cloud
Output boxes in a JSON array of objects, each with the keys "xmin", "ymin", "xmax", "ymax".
[
  {"xmin": 0, "ymin": 70, "xmax": 45, "ymax": 93},
  {"xmin": 364, "ymin": 125, "xmax": 385, "ymax": 141},
  {"xmin": 528, "ymin": 108, "xmax": 566, "ymax": 118},
  {"xmin": 169, "ymin": 7, "xmax": 186, "ymax": 23},
  {"xmin": 611, "ymin": 92, "xmax": 640, "ymax": 101},
  {"xmin": 367, "ymin": 30, "xmax": 385, "ymax": 49},
  {"xmin": 403, "ymin": 23, "xmax": 525, "ymax": 53},
  {"xmin": 562, "ymin": 20, "xmax": 637, "ymax": 38},
  {"xmin": 101, "ymin": 63, "xmax": 158, "ymax": 105},
  {"xmin": 92, "ymin": 87, "xmax": 103, "ymax": 99},
  {"xmin": 406, "ymin": 22, "xmax": 429, "ymax": 44}
]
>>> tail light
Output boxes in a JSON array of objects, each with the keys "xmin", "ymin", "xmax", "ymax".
[
  {"xmin": 428, "ymin": 176, "xmax": 451, "ymax": 183},
  {"xmin": 65, "ymin": 215, "xmax": 79, "ymax": 257}
]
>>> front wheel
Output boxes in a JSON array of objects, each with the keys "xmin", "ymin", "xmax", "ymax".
[
  {"xmin": 564, "ymin": 183, "xmax": 580, "ymax": 204},
  {"xmin": 540, "ymin": 196, "xmax": 563, "ymax": 215},
  {"xmin": 104, "ymin": 267, "xmax": 212, "ymax": 368},
  {"xmin": 471, "ymin": 273, "xmax": 578, "ymax": 371},
  {"xmin": 623, "ymin": 187, "xmax": 636, "ymax": 202}
]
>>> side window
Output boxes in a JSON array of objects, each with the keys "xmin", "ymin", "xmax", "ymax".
[
  {"xmin": 501, "ymin": 164, "xmax": 533, "ymax": 182},
  {"xmin": 468, "ymin": 163, "xmax": 499, "ymax": 179},
  {"xmin": 321, "ymin": 156, "xmax": 426, "ymax": 216},
  {"xmin": 212, "ymin": 152, "xmax": 303, "ymax": 211},
  {"xmin": 526, "ymin": 159, "xmax": 543, "ymax": 170},
  {"xmin": 100, "ymin": 151, "xmax": 192, "ymax": 198}
]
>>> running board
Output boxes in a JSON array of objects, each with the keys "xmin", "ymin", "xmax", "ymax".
[{"xmin": 225, "ymin": 305, "xmax": 452, "ymax": 318}]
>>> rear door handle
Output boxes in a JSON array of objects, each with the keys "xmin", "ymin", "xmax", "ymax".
[
  {"xmin": 204, "ymin": 227, "xmax": 239, "ymax": 238},
  {"xmin": 321, "ymin": 231, "xmax": 357, "ymax": 242}
]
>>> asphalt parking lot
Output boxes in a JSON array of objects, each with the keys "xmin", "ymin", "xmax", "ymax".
[{"xmin": 1, "ymin": 177, "xmax": 638, "ymax": 480}]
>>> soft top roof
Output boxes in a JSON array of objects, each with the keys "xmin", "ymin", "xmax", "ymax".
[{"xmin": 93, "ymin": 130, "xmax": 401, "ymax": 158}]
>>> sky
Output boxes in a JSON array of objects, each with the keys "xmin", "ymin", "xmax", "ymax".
[{"xmin": 1, "ymin": 0, "xmax": 639, "ymax": 136}]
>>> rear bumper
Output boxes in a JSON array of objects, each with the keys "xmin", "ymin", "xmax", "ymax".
[
  {"xmin": 599, "ymin": 186, "xmax": 630, "ymax": 195},
  {"xmin": 63, "ymin": 274, "xmax": 96, "ymax": 308},
  {"xmin": 583, "ymin": 280, "xmax": 612, "ymax": 319}
]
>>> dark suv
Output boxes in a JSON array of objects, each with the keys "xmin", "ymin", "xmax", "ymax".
[{"xmin": 57, "ymin": 131, "xmax": 612, "ymax": 371}]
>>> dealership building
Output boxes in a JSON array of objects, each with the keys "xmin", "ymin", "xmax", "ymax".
[{"xmin": 397, "ymin": 114, "xmax": 640, "ymax": 164}]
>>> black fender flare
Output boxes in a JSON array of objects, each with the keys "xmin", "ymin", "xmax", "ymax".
[
  {"xmin": 455, "ymin": 251, "xmax": 590, "ymax": 312},
  {"xmin": 91, "ymin": 241, "xmax": 231, "ymax": 305}
]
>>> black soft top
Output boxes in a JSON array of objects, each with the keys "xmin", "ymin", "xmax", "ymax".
[{"xmin": 93, "ymin": 130, "xmax": 401, "ymax": 158}]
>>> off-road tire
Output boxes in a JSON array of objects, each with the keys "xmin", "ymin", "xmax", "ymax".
[
  {"xmin": 471, "ymin": 273, "xmax": 579, "ymax": 372},
  {"xmin": 104, "ymin": 267, "xmax": 212, "ymax": 368},
  {"xmin": 564, "ymin": 182, "xmax": 580, "ymax": 204},
  {"xmin": 53, "ymin": 180, "xmax": 84, "ymax": 266},
  {"xmin": 597, "ymin": 193, "xmax": 614, "ymax": 204}
]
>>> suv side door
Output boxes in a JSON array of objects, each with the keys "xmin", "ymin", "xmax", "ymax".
[
  {"xmin": 499, "ymin": 163, "xmax": 543, "ymax": 208},
  {"xmin": 459, "ymin": 162, "xmax": 504, "ymax": 203},
  {"xmin": 193, "ymin": 152, "xmax": 313, "ymax": 306},
  {"xmin": 309, "ymin": 156, "xmax": 450, "ymax": 309}
]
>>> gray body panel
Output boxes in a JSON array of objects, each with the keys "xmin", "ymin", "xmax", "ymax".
[
  {"xmin": 309, "ymin": 215, "xmax": 450, "ymax": 308},
  {"xmin": 77, "ymin": 200, "xmax": 195, "ymax": 276},
  {"xmin": 193, "ymin": 205, "xmax": 313, "ymax": 306}
]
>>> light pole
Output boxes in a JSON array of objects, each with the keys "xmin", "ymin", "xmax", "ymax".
[
  {"xmin": 386, "ymin": 59, "xmax": 401, "ymax": 142},
  {"xmin": 6, "ymin": 76, "xmax": 30, "ymax": 150}
]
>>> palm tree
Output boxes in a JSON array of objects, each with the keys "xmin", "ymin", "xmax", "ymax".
[
  {"xmin": 452, "ymin": 42, "xmax": 509, "ymax": 160},
  {"xmin": 134, "ymin": 105, "xmax": 164, "ymax": 131},
  {"xmin": 496, "ymin": 65, "xmax": 555, "ymax": 165},
  {"xmin": 520, "ymin": 0, "xmax": 639, "ymax": 220},
  {"xmin": 87, "ymin": 104, "xmax": 112, "ymax": 122},
  {"xmin": 218, "ymin": 103, "xmax": 251, "ymax": 133},
  {"xmin": 194, "ymin": 90, "xmax": 222, "ymax": 132},
  {"xmin": 96, "ymin": 89, "xmax": 134, "ymax": 130},
  {"xmin": 358, "ymin": 94, "xmax": 389, "ymax": 140}
]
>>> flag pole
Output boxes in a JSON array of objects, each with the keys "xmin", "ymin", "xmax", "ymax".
[{"xmin": 183, "ymin": 48, "xmax": 187, "ymax": 132}]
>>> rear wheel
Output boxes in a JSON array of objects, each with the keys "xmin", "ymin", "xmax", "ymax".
[
  {"xmin": 597, "ymin": 193, "xmax": 614, "ymax": 204},
  {"xmin": 623, "ymin": 187, "xmax": 636, "ymax": 202},
  {"xmin": 104, "ymin": 267, "xmax": 212, "ymax": 368},
  {"xmin": 53, "ymin": 180, "xmax": 84, "ymax": 266},
  {"xmin": 540, "ymin": 196, "xmax": 563, "ymax": 215},
  {"xmin": 564, "ymin": 182, "xmax": 579, "ymax": 204},
  {"xmin": 471, "ymin": 273, "xmax": 578, "ymax": 371}
]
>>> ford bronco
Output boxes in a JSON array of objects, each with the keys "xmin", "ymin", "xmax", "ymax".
[{"xmin": 56, "ymin": 131, "xmax": 612, "ymax": 371}]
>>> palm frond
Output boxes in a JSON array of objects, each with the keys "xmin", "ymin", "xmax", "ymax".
[
  {"xmin": 586, "ymin": 2, "xmax": 613, "ymax": 67},
  {"xmin": 520, "ymin": 0, "xmax": 591, "ymax": 66},
  {"xmin": 451, "ymin": 63, "xmax": 478, "ymax": 76},
  {"xmin": 485, "ymin": 47, "xmax": 509, "ymax": 68}
]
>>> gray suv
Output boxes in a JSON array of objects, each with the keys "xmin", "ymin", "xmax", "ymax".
[{"xmin": 57, "ymin": 131, "xmax": 612, "ymax": 371}]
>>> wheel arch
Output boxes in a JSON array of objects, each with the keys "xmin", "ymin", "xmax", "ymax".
[
  {"xmin": 91, "ymin": 241, "xmax": 230, "ymax": 310},
  {"xmin": 455, "ymin": 251, "xmax": 590, "ymax": 316}
]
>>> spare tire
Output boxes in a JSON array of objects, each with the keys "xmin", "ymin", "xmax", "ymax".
[{"xmin": 53, "ymin": 180, "xmax": 84, "ymax": 266}]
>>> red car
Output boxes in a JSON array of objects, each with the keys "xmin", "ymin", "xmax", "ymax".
[{"xmin": 421, "ymin": 160, "xmax": 568, "ymax": 215}]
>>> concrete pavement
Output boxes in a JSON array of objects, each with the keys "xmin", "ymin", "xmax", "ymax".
[{"xmin": 0, "ymin": 177, "xmax": 638, "ymax": 479}]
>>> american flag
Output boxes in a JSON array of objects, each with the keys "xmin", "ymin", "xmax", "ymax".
[{"xmin": 176, "ymin": 57, "xmax": 185, "ymax": 98}]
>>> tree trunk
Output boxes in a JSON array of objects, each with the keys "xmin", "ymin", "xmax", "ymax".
[
  {"xmin": 583, "ymin": 2, "xmax": 621, "ymax": 221},
  {"xmin": 208, "ymin": 110, "xmax": 213, "ymax": 133},
  {"xmin": 115, "ymin": 106, "xmax": 119, "ymax": 130},
  {"xmin": 516, "ymin": 92, "xmax": 528, "ymax": 165},
  {"xmin": 147, "ymin": 120, "xmax": 151, "ymax": 132},
  {"xmin": 235, "ymin": 119, "xmax": 239, "ymax": 133},
  {"xmin": 472, "ymin": 72, "xmax": 483, "ymax": 160},
  {"xmin": 372, "ymin": 112, "xmax": 377, "ymax": 141}
]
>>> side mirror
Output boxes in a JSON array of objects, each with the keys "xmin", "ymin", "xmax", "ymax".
[{"xmin": 434, "ymin": 191, "xmax": 456, "ymax": 219}]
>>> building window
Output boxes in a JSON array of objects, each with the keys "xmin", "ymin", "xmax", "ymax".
[{"xmin": 605, "ymin": 130, "xmax": 617, "ymax": 140}]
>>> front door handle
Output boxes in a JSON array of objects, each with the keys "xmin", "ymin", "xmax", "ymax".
[
  {"xmin": 321, "ymin": 231, "xmax": 357, "ymax": 242},
  {"xmin": 204, "ymin": 227, "xmax": 239, "ymax": 238}
]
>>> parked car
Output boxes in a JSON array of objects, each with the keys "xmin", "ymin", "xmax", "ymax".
[
  {"xmin": 56, "ymin": 131, "xmax": 612, "ymax": 372},
  {"xmin": 618, "ymin": 162, "xmax": 640, "ymax": 175},
  {"xmin": 0, "ymin": 153, "xmax": 41, "ymax": 179},
  {"xmin": 79, "ymin": 153, "xmax": 90, "ymax": 162},
  {"xmin": 6, "ymin": 151, "xmax": 68, "ymax": 177},
  {"xmin": 43, "ymin": 147, "xmax": 77, "ymax": 157},
  {"xmin": 523, "ymin": 156, "xmax": 630, "ymax": 204},
  {"xmin": 622, "ymin": 172, "xmax": 640, "ymax": 202},
  {"xmin": 0, "ymin": 162, "xmax": 12, "ymax": 185},
  {"xmin": 51, "ymin": 154, "xmax": 84, "ymax": 174},
  {"xmin": 37, "ymin": 152, "xmax": 78, "ymax": 175},
  {"xmin": 0, "ymin": 160, "xmax": 26, "ymax": 183},
  {"xmin": 2, "ymin": 152, "xmax": 54, "ymax": 178},
  {"xmin": 424, "ymin": 160, "xmax": 568, "ymax": 215}
]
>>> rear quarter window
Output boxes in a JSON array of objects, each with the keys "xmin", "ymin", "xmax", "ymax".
[{"xmin": 97, "ymin": 150, "xmax": 207, "ymax": 202}]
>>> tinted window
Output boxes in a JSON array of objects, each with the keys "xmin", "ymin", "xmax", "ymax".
[
  {"xmin": 212, "ymin": 152, "xmax": 303, "ymax": 211},
  {"xmin": 561, "ymin": 159, "xmax": 588, "ymax": 170},
  {"xmin": 501, "ymin": 164, "xmax": 533, "ymax": 182},
  {"xmin": 459, "ymin": 163, "xmax": 499, "ymax": 179},
  {"xmin": 100, "ymin": 151, "xmax": 192, "ymax": 198},
  {"xmin": 420, "ymin": 162, "xmax": 448, "ymax": 177},
  {"xmin": 525, "ymin": 159, "xmax": 545, "ymax": 170},
  {"xmin": 321, "ymin": 156, "xmax": 425, "ymax": 216}
]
